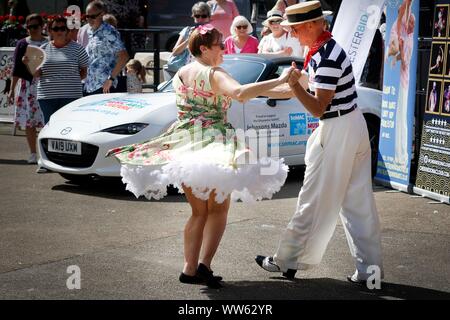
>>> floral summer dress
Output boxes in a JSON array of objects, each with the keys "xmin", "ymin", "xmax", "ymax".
[
  {"xmin": 14, "ymin": 37, "xmax": 47, "ymax": 129},
  {"xmin": 107, "ymin": 66, "xmax": 288, "ymax": 203}
]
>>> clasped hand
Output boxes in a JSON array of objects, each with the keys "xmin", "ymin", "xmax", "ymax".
[{"xmin": 278, "ymin": 61, "xmax": 302, "ymax": 86}]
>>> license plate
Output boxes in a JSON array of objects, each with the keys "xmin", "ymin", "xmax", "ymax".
[{"xmin": 48, "ymin": 139, "xmax": 81, "ymax": 155}]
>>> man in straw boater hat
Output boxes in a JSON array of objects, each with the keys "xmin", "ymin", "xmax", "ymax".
[{"xmin": 255, "ymin": 1, "xmax": 384, "ymax": 285}]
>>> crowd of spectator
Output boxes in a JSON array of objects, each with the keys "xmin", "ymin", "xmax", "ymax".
[
  {"xmin": 164, "ymin": 1, "xmax": 307, "ymax": 80},
  {"xmin": 8, "ymin": 0, "xmax": 311, "ymax": 159},
  {"xmin": 7, "ymin": 0, "xmax": 134, "ymax": 168}
]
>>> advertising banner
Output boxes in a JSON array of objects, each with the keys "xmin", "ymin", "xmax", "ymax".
[
  {"xmin": 414, "ymin": 1, "xmax": 450, "ymax": 203},
  {"xmin": 375, "ymin": 0, "xmax": 419, "ymax": 192},
  {"xmin": 241, "ymin": 98, "xmax": 318, "ymax": 161},
  {"xmin": 332, "ymin": 0, "xmax": 385, "ymax": 84},
  {"xmin": 0, "ymin": 47, "xmax": 15, "ymax": 123}
]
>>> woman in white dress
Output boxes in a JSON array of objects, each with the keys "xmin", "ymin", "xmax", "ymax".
[{"xmin": 108, "ymin": 25, "xmax": 292, "ymax": 289}]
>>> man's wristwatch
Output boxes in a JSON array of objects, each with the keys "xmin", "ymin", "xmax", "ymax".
[{"xmin": 108, "ymin": 75, "xmax": 116, "ymax": 81}]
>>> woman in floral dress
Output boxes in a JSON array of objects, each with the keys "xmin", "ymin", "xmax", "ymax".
[
  {"xmin": 8, "ymin": 13, "xmax": 47, "ymax": 164},
  {"xmin": 108, "ymin": 25, "xmax": 292, "ymax": 289}
]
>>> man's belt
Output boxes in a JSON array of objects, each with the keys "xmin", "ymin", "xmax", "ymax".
[{"xmin": 320, "ymin": 105, "xmax": 357, "ymax": 120}]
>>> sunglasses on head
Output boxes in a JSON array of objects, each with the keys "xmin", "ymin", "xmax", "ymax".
[
  {"xmin": 26, "ymin": 24, "xmax": 41, "ymax": 30},
  {"xmin": 51, "ymin": 26, "xmax": 67, "ymax": 32},
  {"xmin": 236, "ymin": 25, "xmax": 248, "ymax": 30},
  {"xmin": 194, "ymin": 14, "xmax": 208, "ymax": 19},
  {"xmin": 86, "ymin": 12, "xmax": 102, "ymax": 19}
]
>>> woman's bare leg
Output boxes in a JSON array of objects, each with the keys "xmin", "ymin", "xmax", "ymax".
[
  {"xmin": 25, "ymin": 127, "xmax": 37, "ymax": 154},
  {"xmin": 182, "ymin": 185, "xmax": 208, "ymax": 276},
  {"xmin": 199, "ymin": 191, "xmax": 230, "ymax": 269}
]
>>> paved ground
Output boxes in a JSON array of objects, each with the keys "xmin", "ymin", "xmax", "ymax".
[{"xmin": 0, "ymin": 124, "xmax": 449, "ymax": 300}]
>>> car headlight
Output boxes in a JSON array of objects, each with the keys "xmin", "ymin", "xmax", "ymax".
[{"xmin": 101, "ymin": 123, "xmax": 148, "ymax": 135}]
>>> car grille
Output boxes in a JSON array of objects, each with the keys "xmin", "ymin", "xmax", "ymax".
[{"xmin": 41, "ymin": 139, "xmax": 99, "ymax": 168}]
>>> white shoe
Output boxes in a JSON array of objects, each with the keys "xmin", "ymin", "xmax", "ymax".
[
  {"xmin": 256, "ymin": 256, "xmax": 281, "ymax": 272},
  {"xmin": 255, "ymin": 255, "xmax": 297, "ymax": 278},
  {"xmin": 27, "ymin": 153, "xmax": 37, "ymax": 164}
]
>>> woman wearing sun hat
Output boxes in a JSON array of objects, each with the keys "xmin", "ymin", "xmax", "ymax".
[
  {"xmin": 258, "ymin": 9, "xmax": 304, "ymax": 57},
  {"xmin": 255, "ymin": 0, "xmax": 384, "ymax": 286}
]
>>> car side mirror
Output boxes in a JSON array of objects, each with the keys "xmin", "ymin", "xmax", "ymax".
[
  {"xmin": 266, "ymin": 98, "xmax": 277, "ymax": 107},
  {"xmin": 266, "ymin": 97, "xmax": 291, "ymax": 107}
]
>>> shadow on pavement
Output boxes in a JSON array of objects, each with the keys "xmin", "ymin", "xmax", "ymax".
[
  {"xmin": 52, "ymin": 179, "xmax": 188, "ymax": 202},
  {"xmin": 201, "ymin": 278, "xmax": 450, "ymax": 300},
  {"xmin": 0, "ymin": 158, "xmax": 30, "ymax": 165},
  {"xmin": 51, "ymin": 166, "xmax": 385, "ymax": 201}
]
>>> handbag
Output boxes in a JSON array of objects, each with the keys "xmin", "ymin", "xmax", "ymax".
[{"xmin": 166, "ymin": 49, "xmax": 190, "ymax": 73}]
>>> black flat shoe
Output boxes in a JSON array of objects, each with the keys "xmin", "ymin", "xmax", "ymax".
[
  {"xmin": 196, "ymin": 263, "xmax": 223, "ymax": 289},
  {"xmin": 179, "ymin": 273, "xmax": 204, "ymax": 284},
  {"xmin": 197, "ymin": 263, "xmax": 223, "ymax": 282},
  {"xmin": 205, "ymin": 277, "xmax": 223, "ymax": 289}
]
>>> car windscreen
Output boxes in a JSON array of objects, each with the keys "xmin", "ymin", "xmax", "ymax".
[{"xmin": 161, "ymin": 59, "xmax": 266, "ymax": 92}]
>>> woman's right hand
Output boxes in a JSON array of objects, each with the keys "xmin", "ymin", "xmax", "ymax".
[
  {"xmin": 22, "ymin": 55, "xmax": 29, "ymax": 65},
  {"xmin": 278, "ymin": 66, "xmax": 294, "ymax": 84}
]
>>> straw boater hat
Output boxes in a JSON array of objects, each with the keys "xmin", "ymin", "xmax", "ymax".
[
  {"xmin": 262, "ymin": 9, "xmax": 284, "ymax": 27},
  {"xmin": 280, "ymin": 1, "xmax": 331, "ymax": 26}
]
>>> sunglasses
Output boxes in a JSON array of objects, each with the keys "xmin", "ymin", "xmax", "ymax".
[
  {"xmin": 85, "ymin": 12, "xmax": 102, "ymax": 19},
  {"xmin": 26, "ymin": 24, "xmax": 41, "ymax": 30},
  {"xmin": 194, "ymin": 14, "xmax": 209, "ymax": 19},
  {"xmin": 51, "ymin": 26, "xmax": 68, "ymax": 32},
  {"xmin": 269, "ymin": 20, "xmax": 283, "ymax": 25},
  {"xmin": 236, "ymin": 25, "xmax": 248, "ymax": 30}
]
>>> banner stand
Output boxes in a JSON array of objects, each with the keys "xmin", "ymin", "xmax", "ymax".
[
  {"xmin": 413, "ymin": 187, "xmax": 450, "ymax": 204},
  {"xmin": 374, "ymin": 0, "xmax": 419, "ymax": 191},
  {"xmin": 0, "ymin": 47, "xmax": 15, "ymax": 127},
  {"xmin": 375, "ymin": 178, "xmax": 414, "ymax": 194}
]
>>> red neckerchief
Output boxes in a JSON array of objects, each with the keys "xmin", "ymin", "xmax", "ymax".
[{"xmin": 303, "ymin": 31, "xmax": 332, "ymax": 70}]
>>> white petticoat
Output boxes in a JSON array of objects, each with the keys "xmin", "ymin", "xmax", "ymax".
[{"xmin": 120, "ymin": 156, "xmax": 289, "ymax": 203}]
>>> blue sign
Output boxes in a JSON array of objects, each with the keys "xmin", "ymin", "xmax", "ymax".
[
  {"xmin": 375, "ymin": 0, "xmax": 419, "ymax": 192},
  {"xmin": 289, "ymin": 113, "xmax": 306, "ymax": 136}
]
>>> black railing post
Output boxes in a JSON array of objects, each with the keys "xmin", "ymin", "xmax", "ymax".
[{"xmin": 153, "ymin": 31, "xmax": 160, "ymax": 90}]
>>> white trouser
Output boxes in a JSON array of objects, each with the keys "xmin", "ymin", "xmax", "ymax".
[{"xmin": 274, "ymin": 108, "xmax": 383, "ymax": 280}]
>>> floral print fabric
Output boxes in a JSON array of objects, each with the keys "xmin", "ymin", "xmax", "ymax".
[
  {"xmin": 14, "ymin": 78, "xmax": 44, "ymax": 129},
  {"xmin": 107, "ymin": 66, "xmax": 244, "ymax": 167},
  {"xmin": 84, "ymin": 22, "xmax": 126, "ymax": 93}
]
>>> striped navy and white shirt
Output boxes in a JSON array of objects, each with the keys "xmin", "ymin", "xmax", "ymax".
[
  {"xmin": 308, "ymin": 38, "xmax": 357, "ymax": 112},
  {"xmin": 37, "ymin": 41, "xmax": 89, "ymax": 100}
]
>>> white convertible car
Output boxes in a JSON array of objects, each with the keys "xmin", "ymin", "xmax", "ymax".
[{"xmin": 38, "ymin": 54, "xmax": 382, "ymax": 183}]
